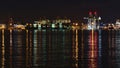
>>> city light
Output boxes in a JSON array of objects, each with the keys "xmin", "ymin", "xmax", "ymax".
[{"xmin": 0, "ymin": 13, "xmax": 119, "ymax": 30}]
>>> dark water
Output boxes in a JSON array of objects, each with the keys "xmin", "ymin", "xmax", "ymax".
[{"xmin": 0, "ymin": 29, "xmax": 120, "ymax": 68}]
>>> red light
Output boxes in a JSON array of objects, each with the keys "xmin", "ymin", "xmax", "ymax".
[
  {"xmin": 94, "ymin": 11, "xmax": 97, "ymax": 15},
  {"xmin": 89, "ymin": 11, "xmax": 92, "ymax": 15}
]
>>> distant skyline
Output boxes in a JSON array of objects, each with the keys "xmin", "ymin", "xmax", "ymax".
[{"xmin": 0, "ymin": 0, "xmax": 119, "ymax": 23}]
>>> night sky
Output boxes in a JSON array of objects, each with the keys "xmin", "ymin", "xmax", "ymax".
[{"xmin": 0, "ymin": 0, "xmax": 120, "ymax": 23}]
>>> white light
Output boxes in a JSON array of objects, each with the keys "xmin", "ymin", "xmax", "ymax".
[
  {"xmin": 52, "ymin": 24, "xmax": 55, "ymax": 28},
  {"xmin": 98, "ymin": 17, "xmax": 101, "ymax": 20}
]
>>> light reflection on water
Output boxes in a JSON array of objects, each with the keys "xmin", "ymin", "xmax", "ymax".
[
  {"xmin": 0, "ymin": 29, "xmax": 120, "ymax": 68},
  {"xmin": 2, "ymin": 29, "xmax": 5, "ymax": 68},
  {"xmin": 72, "ymin": 29, "xmax": 78, "ymax": 68},
  {"xmin": 88, "ymin": 30, "xmax": 97, "ymax": 68},
  {"xmin": 115, "ymin": 30, "xmax": 120, "ymax": 68}
]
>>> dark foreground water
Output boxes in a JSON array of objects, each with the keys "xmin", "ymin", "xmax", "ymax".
[{"xmin": 0, "ymin": 29, "xmax": 120, "ymax": 68}]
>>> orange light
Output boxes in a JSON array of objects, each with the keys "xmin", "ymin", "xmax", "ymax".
[{"xmin": 75, "ymin": 23, "xmax": 78, "ymax": 26}]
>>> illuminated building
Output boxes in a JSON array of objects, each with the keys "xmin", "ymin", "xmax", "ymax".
[
  {"xmin": 8, "ymin": 18, "xmax": 14, "ymax": 29},
  {"xmin": 71, "ymin": 23, "xmax": 80, "ymax": 30},
  {"xmin": 33, "ymin": 19, "xmax": 50, "ymax": 29},
  {"xmin": 84, "ymin": 11, "xmax": 101, "ymax": 30},
  {"xmin": 52, "ymin": 19, "xmax": 71, "ymax": 29},
  {"xmin": 13, "ymin": 24, "xmax": 25, "ymax": 30},
  {"xmin": 115, "ymin": 19, "xmax": 120, "ymax": 29},
  {"xmin": 0, "ymin": 24, "xmax": 6, "ymax": 29},
  {"xmin": 33, "ymin": 19, "xmax": 71, "ymax": 29}
]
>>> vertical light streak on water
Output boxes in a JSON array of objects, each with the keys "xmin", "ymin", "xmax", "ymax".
[
  {"xmin": 98, "ymin": 30, "xmax": 102, "ymax": 57},
  {"xmin": 108, "ymin": 30, "xmax": 113, "ymax": 67},
  {"xmin": 62, "ymin": 30, "xmax": 65, "ymax": 47},
  {"xmin": 109, "ymin": 30, "xmax": 116, "ymax": 68},
  {"xmin": 98, "ymin": 30, "xmax": 102, "ymax": 68},
  {"xmin": 81, "ymin": 30, "xmax": 84, "ymax": 68},
  {"xmin": 90, "ymin": 29, "xmax": 96, "ymax": 68},
  {"xmin": 108, "ymin": 30, "xmax": 111, "ymax": 67},
  {"xmin": 26, "ymin": 30, "xmax": 29, "ymax": 67},
  {"xmin": 112, "ymin": 31, "xmax": 115, "ymax": 60},
  {"xmin": 47, "ymin": 30, "xmax": 51, "ymax": 67},
  {"xmin": 72, "ymin": 29, "xmax": 77, "ymax": 68},
  {"xmin": 72, "ymin": 30, "xmax": 75, "ymax": 59},
  {"xmin": 33, "ymin": 30, "xmax": 38, "ymax": 66},
  {"xmin": 75, "ymin": 29, "xmax": 78, "ymax": 68},
  {"xmin": 115, "ymin": 30, "xmax": 120, "ymax": 68},
  {"xmin": 10, "ymin": 29, "xmax": 13, "ymax": 68},
  {"xmin": 62, "ymin": 30, "xmax": 65, "ymax": 55},
  {"xmin": 42, "ymin": 30, "xmax": 47, "ymax": 66},
  {"xmin": 108, "ymin": 30, "xmax": 111, "ymax": 51},
  {"xmin": 91, "ymin": 29, "xmax": 94, "ymax": 58},
  {"xmin": 10, "ymin": 30, "xmax": 12, "ymax": 47},
  {"xmin": 29, "ymin": 30, "xmax": 32, "ymax": 66},
  {"xmin": 2, "ymin": 29, "xmax": 5, "ymax": 68},
  {"xmin": 112, "ymin": 31, "xmax": 115, "ymax": 48},
  {"xmin": 88, "ymin": 30, "xmax": 98, "ymax": 68},
  {"xmin": 81, "ymin": 30, "xmax": 84, "ymax": 58}
]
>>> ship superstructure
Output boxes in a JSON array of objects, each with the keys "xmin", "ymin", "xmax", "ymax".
[{"xmin": 84, "ymin": 11, "xmax": 101, "ymax": 30}]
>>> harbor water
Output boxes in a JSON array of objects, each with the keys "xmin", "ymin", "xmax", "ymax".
[{"xmin": 0, "ymin": 29, "xmax": 120, "ymax": 68}]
